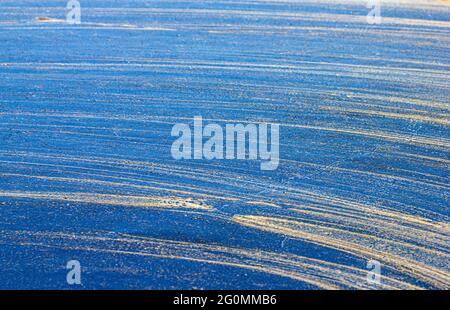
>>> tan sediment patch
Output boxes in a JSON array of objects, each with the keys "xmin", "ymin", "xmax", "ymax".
[
  {"xmin": 36, "ymin": 17, "xmax": 65, "ymax": 23},
  {"xmin": 0, "ymin": 191, "xmax": 214, "ymax": 211}
]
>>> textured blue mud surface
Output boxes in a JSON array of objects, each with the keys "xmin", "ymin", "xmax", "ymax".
[{"xmin": 0, "ymin": 0, "xmax": 449, "ymax": 289}]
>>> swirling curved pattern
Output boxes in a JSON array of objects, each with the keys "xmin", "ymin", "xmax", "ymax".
[{"xmin": 0, "ymin": 0, "xmax": 448, "ymax": 289}]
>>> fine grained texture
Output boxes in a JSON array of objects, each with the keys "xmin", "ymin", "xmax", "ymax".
[{"xmin": 0, "ymin": 0, "xmax": 448, "ymax": 289}]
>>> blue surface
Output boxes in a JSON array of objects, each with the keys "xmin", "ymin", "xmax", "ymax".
[{"xmin": 0, "ymin": 0, "xmax": 449, "ymax": 289}]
